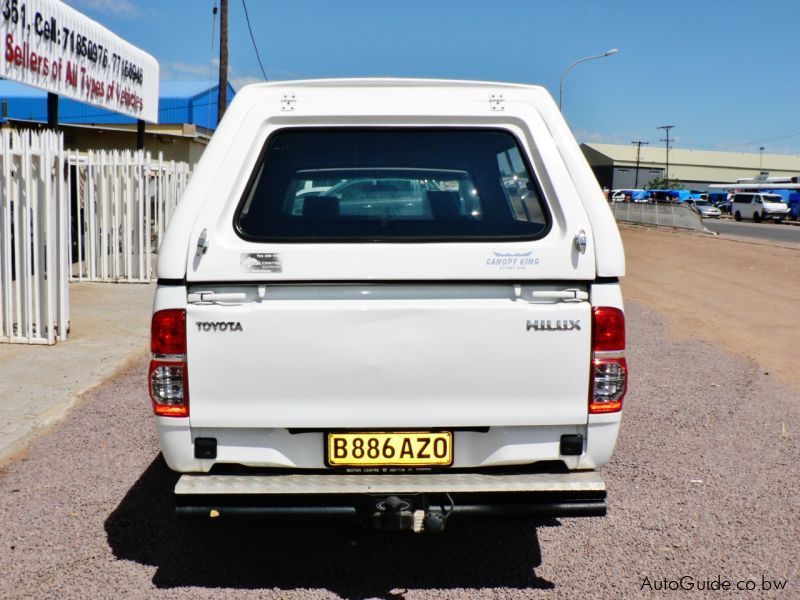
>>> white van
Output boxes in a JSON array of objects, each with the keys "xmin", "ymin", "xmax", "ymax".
[
  {"xmin": 150, "ymin": 79, "xmax": 627, "ymax": 532},
  {"xmin": 732, "ymin": 193, "xmax": 789, "ymax": 223}
]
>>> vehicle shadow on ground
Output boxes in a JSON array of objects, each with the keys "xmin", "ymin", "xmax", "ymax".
[{"xmin": 105, "ymin": 455, "xmax": 558, "ymax": 598}]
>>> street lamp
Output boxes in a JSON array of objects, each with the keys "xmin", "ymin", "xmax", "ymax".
[{"xmin": 559, "ymin": 48, "xmax": 619, "ymax": 111}]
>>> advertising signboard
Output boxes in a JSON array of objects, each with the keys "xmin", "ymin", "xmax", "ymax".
[{"xmin": 0, "ymin": 0, "xmax": 159, "ymax": 122}]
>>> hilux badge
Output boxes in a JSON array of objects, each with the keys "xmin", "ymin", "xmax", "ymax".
[{"xmin": 526, "ymin": 319, "xmax": 581, "ymax": 332}]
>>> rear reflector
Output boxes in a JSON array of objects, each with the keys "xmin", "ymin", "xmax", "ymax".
[
  {"xmin": 590, "ymin": 307, "xmax": 627, "ymax": 414},
  {"xmin": 591, "ymin": 306, "xmax": 625, "ymax": 352},
  {"xmin": 150, "ymin": 309, "xmax": 189, "ymax": 417},
  {"xmin": 151, "ymin": 309, "xmax": 186, "ymax": 355}
]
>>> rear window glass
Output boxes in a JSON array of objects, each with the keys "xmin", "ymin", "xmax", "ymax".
[{"xmin": 235, "ymin": 129, "xmax": 550, "ymax": 242}]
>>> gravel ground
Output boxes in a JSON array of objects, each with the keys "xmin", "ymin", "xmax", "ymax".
[{"xmin": 1, "ymin": 303, "xmax": 797, "ymax": 599}]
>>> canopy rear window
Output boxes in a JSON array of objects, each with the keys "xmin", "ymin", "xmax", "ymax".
[{"xmin": 236, "ymin": 128, "xmax": 550, "ymax": 242}]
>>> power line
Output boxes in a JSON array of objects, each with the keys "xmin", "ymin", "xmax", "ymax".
[
  {"xmin": 742, "ymin": 129, "xmax": 800, "ymax": 146},
  {"xmin": 241, "ymin": 0, "xmax": 268, "ymax": 81},
  {"xmin": 211, "ymin": 1, "xmax": 218, "ymax": 50},
  {"xmin": 657, "ymin": 125, "xmax": 675, "ymax": 185}
]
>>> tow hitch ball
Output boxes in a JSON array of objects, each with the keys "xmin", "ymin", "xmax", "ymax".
[{"xmin": 373, "ymin": 495, "xmax": 449, "ymax": 533}]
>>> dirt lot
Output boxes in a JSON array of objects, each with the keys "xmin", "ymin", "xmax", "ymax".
[{"xmin": 620, "ymin": 225, "xmax": 800, "ymax": 390}]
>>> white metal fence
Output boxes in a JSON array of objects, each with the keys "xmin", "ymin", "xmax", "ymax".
[
  {"xmin": 612, "ymin": 202, "xmax": 708, "ymax": 232},
  {"xmin": 1, "ymin": 129, "xmax": 192, "ymax": 345},
  {"xmin": 69, "ymin": 150, "xmax": 190, "ymax": 283},
  {"xmin": 0, "ymin": 130, "xmax": 69, "ymax": 345}
]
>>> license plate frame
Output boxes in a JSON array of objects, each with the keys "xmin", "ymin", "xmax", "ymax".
[{"xmin": 325, "ymin": 431, "xmax": 453, "ymax": 468}]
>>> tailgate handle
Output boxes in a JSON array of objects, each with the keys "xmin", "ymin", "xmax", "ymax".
[
  {"xmin": 187, "ymin": 291, "xmax": 248, "ymax": 305},
  {"xmin": 520, "ymin": 288, "xmax": 589, "ymax": 302}
]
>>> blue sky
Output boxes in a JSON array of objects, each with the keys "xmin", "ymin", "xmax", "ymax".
[{"xmin": 66, "ymin": 0, "xmax": 800, "ymax": 154}]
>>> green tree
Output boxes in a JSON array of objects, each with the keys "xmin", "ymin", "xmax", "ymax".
[{"xmin": 645, "ymin": 176, "xmax": 684, "ymax": 190}]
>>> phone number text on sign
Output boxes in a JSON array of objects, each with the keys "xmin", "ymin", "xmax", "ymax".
[{"xmin": 0, "ymin": 0, "xmax": 158, "ymax": 122}]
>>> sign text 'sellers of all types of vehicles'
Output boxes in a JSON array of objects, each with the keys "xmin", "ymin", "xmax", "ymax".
[
  {"xmin": 149, "ymin": 79, "xmax": 627, "ymax": 533},
  {"xmin": 732, "ymin": 192, "xmax": 790, "ymax": 223}
]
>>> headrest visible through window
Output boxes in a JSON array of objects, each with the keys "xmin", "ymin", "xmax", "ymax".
[
  {"xmin": 427, "ymin": 191, "xmax": 460, "ymax": 219},
  {"xmin": 303, "ymin": 196, "xmax": 340, "ymax": 219}
]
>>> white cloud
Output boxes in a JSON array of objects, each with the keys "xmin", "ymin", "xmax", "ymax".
[
  {"xmin": 162, "ymin": 60, "xmax": 268, "ymax": 91},
  {"xmin": 574, "ymin": 129, "xmax": 641, "ymax": 146},
  {"xmin": 231, "ymin": 76, "xmax": 266, "ymax": 90},
  {"xmin": 575, "ymin": 128, "xmax": 684, "ymax": 148},
  {"xmin": 168, "ymin": 61, "xmax": 216, "ymax": 77}
]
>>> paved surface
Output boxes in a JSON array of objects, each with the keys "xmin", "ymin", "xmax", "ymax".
[
  {"xmin": 704, "ymin": 218, "xmax": 800, "ymax": 244},
  {"xmin": 0, "ymin": 282, "xmax": 154, "ymax": 465}
]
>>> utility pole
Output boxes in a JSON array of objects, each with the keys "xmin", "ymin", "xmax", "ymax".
[
  {"xmin": 657, "ymin": 125, "xmax": 675, "ymax": 187},
  {"xmin": 47, "ymin": 93, "xmax": 58, "ymax": 130},
  {"xmin": 217, "ymin": 0, "xmax": 228, "ymax": 125},
  {"xmin": 631, "ymin": 140, "xmax": 649, "ymax": 188}
]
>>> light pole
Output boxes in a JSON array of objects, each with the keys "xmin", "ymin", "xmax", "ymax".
[
  {"xmin": 559, "ymin": 48, "xmax": 619, "ymax": 111},
  {"xmin": 759, "ymin": 146, "xmax": 765, "ymax": 171}
]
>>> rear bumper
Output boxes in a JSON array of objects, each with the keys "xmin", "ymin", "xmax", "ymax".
[{"xmin": 174, "ymin": 470, "xmax": 607, "ymax": 528}]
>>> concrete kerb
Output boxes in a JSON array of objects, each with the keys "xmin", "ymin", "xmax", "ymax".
[{"xmin": 0, "ymin": 282, "xmax": 155, "ymax": 467}]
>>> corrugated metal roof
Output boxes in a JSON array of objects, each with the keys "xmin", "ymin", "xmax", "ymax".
[
  {"xmin": 582, "ymin": 142, "xmax": 800, "ymax": 183},
  {"xmin": 0, "ymin": 79, "xmax": 235, "ymax": 129},
  {"xmin": 583, "ymin": 143, "xmax": 800, "ymax": 171}
]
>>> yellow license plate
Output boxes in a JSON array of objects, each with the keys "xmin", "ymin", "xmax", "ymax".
[{"xmin": 327, "ymin": 431, "xmax": 453, "ymax": 467}]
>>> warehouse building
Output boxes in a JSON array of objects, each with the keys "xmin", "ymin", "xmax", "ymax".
[
  {"xmin": 0, "ymin": 80, "xmax": 235, "ymax": 164},
  {"xmin": 581, "ymin": 143, "xmax": 800, "ymax": 191}
]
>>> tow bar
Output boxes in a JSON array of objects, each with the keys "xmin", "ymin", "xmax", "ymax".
[{"xmin": 371, "ymin": 494, "xmax": 452, "ymax": 533}]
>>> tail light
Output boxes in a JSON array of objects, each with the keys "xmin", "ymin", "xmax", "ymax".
[
  {"xmin": 589, "ymin": 307, "xmax": 627, "ymax": 414},
  {"xmin": 149, "ymin": 309, "xmax": 189, "ymax": 417}
]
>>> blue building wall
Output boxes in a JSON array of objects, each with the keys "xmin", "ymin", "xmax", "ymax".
[{"xmin": 0, "ymin": 80, "xmax": 236, "ymax": 129}]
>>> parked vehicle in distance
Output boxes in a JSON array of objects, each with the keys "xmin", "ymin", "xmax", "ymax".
[
  {"xmin": 646, "ymin": 190, "xmax": 671, "ymax": 202},
  {"xmin": 732, "ymin": 192, "xmax": 790, "ymax": 223},
  {"xmin": 149, "ymin": 79, "xmax": 627, "ymax": 534},
  {"xmin": 788, "ymin": 192, "xmax": 800, "ymax": 220},
  {"xmin": 707, "ymin": 191, "xmax": 731, "ymax": 214},
  {"xmin": 685, "ymin": 199, "xmax": 721, "ymax": 218},
  {"xmin": 646, "ymin": 189, "xmax": 694, "ymax": 203},
  {"xmin": 610, "ymin": 189, "xmax": 648, "ymax": 202}
]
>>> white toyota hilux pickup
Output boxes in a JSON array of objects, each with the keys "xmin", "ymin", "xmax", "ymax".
[{"xmin": 149, "ymin": 79, "xmax": 627, "ymax": 533}]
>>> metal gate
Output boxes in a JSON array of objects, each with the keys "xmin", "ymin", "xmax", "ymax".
[
  {"xmin": 0, "ymin": 130, "xmax": 70, "ymax": 345},
  {"xmin": 612, "ymin": 202, "xmax": 708, "ymax": 232},
  {"xmin": 69, "ymin": 150, "xmax": 190, "ymax": 282}
]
